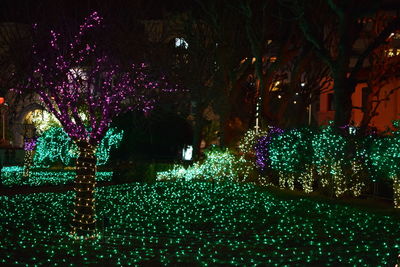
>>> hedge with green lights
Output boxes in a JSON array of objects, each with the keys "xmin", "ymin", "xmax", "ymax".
[
  {"xmin": 252, "ymin": 121, "xmax": 400, "ymax": 206},
  {"xmin": 0, "ymin": 166, "xmax": 113, "ymax": 187},
  {"xmin": 33, "ymin": 126, "xmax": 123, "ymax": 167},
  {"xmin": 268, "ymin": 128, "xmax": 315, "ymax": 191},
  {"xmin": 155, "ymin": 122, "xmax": 400, "ymax": 206}
]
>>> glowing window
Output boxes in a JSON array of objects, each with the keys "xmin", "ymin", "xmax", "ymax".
[{"xmin": 175, "ymin": 38, "xmax": 188, "ymax": 49}]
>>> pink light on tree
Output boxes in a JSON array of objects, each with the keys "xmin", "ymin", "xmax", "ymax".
[{"xmin": 27, "ymin": 12, "xmax": 169, "ymax": 238}]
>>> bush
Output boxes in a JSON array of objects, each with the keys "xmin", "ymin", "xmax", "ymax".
[
  {"xmin": 269, "ymin": 128, "xmax": 314, "ymax": 192},
  {"xmin": 252, "ymin": 121, "xmax": 400, "ymax": 207}
]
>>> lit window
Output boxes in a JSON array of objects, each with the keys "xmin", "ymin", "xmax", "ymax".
[
  {"xmin": 385, "ymin": 48, "xmax": 400, "ymax": 57},
  {"xmin": 175, "ymin": 38, "xmax": 188, "ymax": 49}
]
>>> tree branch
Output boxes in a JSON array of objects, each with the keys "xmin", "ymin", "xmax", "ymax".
[{"xmin": 350, "ymin": 17, "xmax": 400, "ymax": 80}]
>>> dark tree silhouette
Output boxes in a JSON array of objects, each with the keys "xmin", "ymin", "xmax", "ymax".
[{"xmin": 282, "ymin": 0, "xmax": 400, "ymax": 127}]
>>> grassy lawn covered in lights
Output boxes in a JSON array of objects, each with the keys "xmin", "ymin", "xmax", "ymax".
[{"xmin": 1, "ymin": 181, "xmax": 399, "ymax": 265}]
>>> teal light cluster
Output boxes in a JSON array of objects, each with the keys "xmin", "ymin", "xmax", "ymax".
[{"xmin": 33, "ymin": 127, "xmax": 123, "ymax": 167}]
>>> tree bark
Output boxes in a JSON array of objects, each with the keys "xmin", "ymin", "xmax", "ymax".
[
  {"xmin": 192, "ymin": 102, "xmax": 206, "ymax": 161},
  {"xmin": 333, "ymin": 70, "xmax": 355, "ymax": 127},
  {"xmin": 71, "ymin": 140, "xmax": 97, "ymax": 238},
  {"xmin": 359, "ymin": 86, "xmax": 374, "ymax": 132}
]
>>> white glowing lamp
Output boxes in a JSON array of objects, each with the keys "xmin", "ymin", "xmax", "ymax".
[{"xmin": 182, "ymin": 145, "xmax": 193, "ymax": 160}]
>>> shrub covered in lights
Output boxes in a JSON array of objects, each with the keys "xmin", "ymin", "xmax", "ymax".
[
  {"xmin": 33, "ymin": 127, "xmax": 75, "ymax": 166},
  {"xmin": 157, "ymin": 146, "xmax": 240, "ymax": 182},
  {"xmin": 311, "ymin": 125, "xmax": 353, "ymax": 196},
  {"xmin": 269, "ymin": 128, "xmax": 314, "ymax": 191},
  {"xmin": 238, "ymin": 128, "xmax": 268, "ymax": 155},
  {"xmin": 34, "ymin": 127, "xmax": 123, "ymax": 167},
  {"xmin": 158, "ymin": 122, "xmax": 400, "ymax": 208},
  {"xmin": 369, "ymin": 122, "xmax": 400, "ymax": 179},
  {"xmin": 270, "ymin": 128, "xmax": 314, "ymax": 173},
  {"xmin": 311, "ymin": 125, "xmax": 348, "ymax": 173},
  {"xmin": 254, "ymin": 126, "xmax": 284, "ymax": 170},
  {"xmin": 368, "ymin": 121, "xmax": 400, "ymax": 207},
  {"xmin": 251, "ymin": 122, "xmax": 400, "ymax": 204},
  {"xmin": 235, "ymin": 128, "xmax": 282, "ymax": 186}
]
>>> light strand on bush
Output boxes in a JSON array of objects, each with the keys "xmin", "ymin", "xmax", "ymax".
[
  {"xmin": 299, "ymin": 165, "xmax": 314, "ymax": 193},
  {"xmin": 331, "ymin": 161, "xmax": 346, "ymax": 197},
  {"xmin": 34, "ymin": 126, "xmax": 123, "ymax": 167},
  {"xmin": 350, "ymin": 161, "xmax": 365, "ymax": 197},
  {"xmin": 254, "ymin": 126, "xmax": 284, "ymax": 170}
]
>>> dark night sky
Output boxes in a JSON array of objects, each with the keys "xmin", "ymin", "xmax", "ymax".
[{"xmin": 0, "ymin": 0, "xmax": 196, "ymax": 24}]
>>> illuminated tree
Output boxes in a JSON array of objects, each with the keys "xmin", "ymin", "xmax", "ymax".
[
  {"xmin": 27, "ymin": 12, "xmax": 167, "ymax": 237},
  {"xmin": 22, "ymin": 137, "xmax": 36, "ymax": 179}
]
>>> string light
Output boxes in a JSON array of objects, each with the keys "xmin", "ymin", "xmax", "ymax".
[
  {"xmin": 34, "ymin": 127, "xmax": 123, "ymax": 167},
  {"xmin": 23, "ymin": 138, "xmax": 37, "ymax": 179},
  {"xmin": 0, "ymin": 182, "xmax": 399, "ymax": 265},
  {"xmin": 269, "ymin": 128, "xmax": 314, "ymax": 192},
  {"xmin": 368, "ymin": 121, "xmax": 400, "ymax": 207},
  {"xmin": 253, "ymin": 121, "xmax": 400, "ymax": 207},
  {"xmin": 157, "ymin": 146, "xmax": 237, "ymax": 182},
  {"xmin": 70, "ymin": 140, "xmax": 97, "ymax": 237},
  {"xmin": 1, "ymin": 166, "xmax": 112, "ymax": 186}
]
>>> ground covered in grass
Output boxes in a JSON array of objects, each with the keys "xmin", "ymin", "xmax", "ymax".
[{"xmin": 0, "ymin": 181, "xmax": 399, "ymax": 265}]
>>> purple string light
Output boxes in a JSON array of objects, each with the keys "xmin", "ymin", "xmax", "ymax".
[
  {"xmin": 24, "ymin": 138, "xmax": 37, "ymax": 151},
  {"xmin": 255, "ymin": 126, "xmax": 284, "ymax": 170},
  {"xmin": 27, "ymin": 12, "xmax": 175, "ymax": 146}
]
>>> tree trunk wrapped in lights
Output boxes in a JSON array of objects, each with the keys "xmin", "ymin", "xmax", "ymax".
[
  {"xmin": 23, "ymin": 138, "xmax": 37, "ymax": 180},
  {"xmin": 393, "ymin": 176, "xmax": 400, "ymax": 209},
  {"xmin": 23, "ymin": 151, "xmax": 34, "ymax": 179},
  {"xmin": 71, "ymin": 140, "xmax": 97, "ymax": 237}
]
